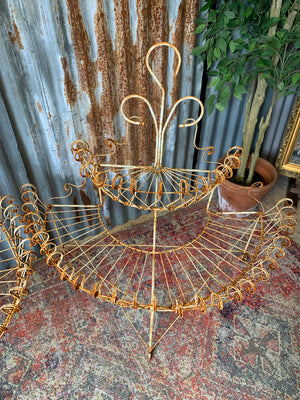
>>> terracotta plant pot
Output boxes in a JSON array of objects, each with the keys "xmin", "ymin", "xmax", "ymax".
[{"xmin": 217, "ymin": 156, "xmax": 278, "ymax": 213}]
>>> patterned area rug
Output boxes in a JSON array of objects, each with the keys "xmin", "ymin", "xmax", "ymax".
[{"xmin": 0, "ymin": 202, "xmax": 299, "ymax": 400}]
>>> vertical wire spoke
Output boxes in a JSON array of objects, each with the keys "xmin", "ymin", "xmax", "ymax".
[
  {"xmin": 121, "ymin": 251, "xmax": 143, "ymax": 301},
  {"xmin": 159, "ymin": 253, "xmax": 175, "ymax": 306},
  {"xmin": 164, "ymin": 251, "xmax": 188, "ymax": 303}
]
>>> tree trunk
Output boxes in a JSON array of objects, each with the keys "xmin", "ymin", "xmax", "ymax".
[
  {"xmin": 235, "ymin": 0, "xmax": 282, "ymax": 183},
  {"xmin": 246, "ymin": 93, "xmax": 277, "ymax": 185},
  {"xmin": 235, "ymin": 77, "xmax": 268, "ymax": 182}
]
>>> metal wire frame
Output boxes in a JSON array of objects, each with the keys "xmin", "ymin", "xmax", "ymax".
[
  {"xmin": 70, "ymin": 43, "xmax": 243, "ymax": 213},
  {"xmin": 20, "ymin": 183, "xmax": 296, "ymax": 357},
  {"xmin": 0, "ymin": 196, "xmax": 36, "ymax": 339},
  {"xmin": 21, "ymin": 183, "xmax": 296, "ymax": 308},
  {"xmin": 1, "ymin": 43, "xmax": 296, "ymax": 358},
  {"xmin": 17, "ymin": 43, "xmax": 296, "ymax": 358}
]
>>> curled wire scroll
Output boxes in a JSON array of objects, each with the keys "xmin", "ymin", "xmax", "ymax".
[
  {"xmin": 71, "ymin": 140, "xmax": 245, "ymax": 211},
  {"xmin": 69, "ymin": 43, "xmax": 246, "ymax": 211},
  {"xmin": 0, "ymin": 195, "xmax": 36, "ymax": 339},
  {"xmin": 20, "ymin": 185, "xmax": 296, "ymax": 316},
  {"xmin": 120, "ymin": 42, "xmax": 204, "ymax": 167}
]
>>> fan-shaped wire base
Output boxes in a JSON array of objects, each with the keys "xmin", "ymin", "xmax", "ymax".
[{"xmin": 20, "ymin": 184, "xmax": 296, "ymax": 357}]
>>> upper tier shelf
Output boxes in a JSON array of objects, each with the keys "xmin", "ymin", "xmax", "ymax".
[
  {"xmin": 72, "ymin": 140, "xmax": 243, "ymax": 211},
  {"xmin": 71, "ymin": 43, "xmax": 244, "ymax": 211}
]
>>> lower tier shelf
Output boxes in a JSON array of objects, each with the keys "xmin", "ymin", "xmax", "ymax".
[{"xmin": 22, "ymin": 185, "xmax": 296, "ymax": 315}]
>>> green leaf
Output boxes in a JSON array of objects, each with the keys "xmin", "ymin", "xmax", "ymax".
[
  {"xmin": 190, "ymin": 46, "xmax": 203, "ymax": 56},
  {"xmin": 208, "ymin": 77, "xmax": 220, "ymax": 88},
  {"xmin": 200, "ymin": 2, "xmax": 210, "ymax": 12},
  {"xmin": 195, "ymin": 17, "xmax": 206, "ymax": 25},
  {"xmin": 249, "ymin": 40, "xmax": 256, "ymax": 52},
  {"xmin": 261, "ymin": 48, "xmax": 275, "ymax": 58},
  {"xmin": 195, "ymin": 24, "xmax": 206, "ymax": 34},
  {"xmin": 261, "ymin": 72, "xmax": 273, "ymax": 80},
  {"xmin": 208, "ymin": 9, "xmax": 216, "ymax": 23},
  {"xmin": 216, "ymin": 102, "xmax": 225, "ymax": 112},
  {"xmin": 277, "ymin": 82, "xmax": 284, "ymax": 91},
  {"xmin": 236, "ymin": 63, "xmax": 245, "ymax": 75},
  {"xmin": 232, "ymin": 39, "xmax": 246, "ymax": 51},
  {"xmin": 207, "ymin": 47, "xmax": 214, "ymax": 69},
  {"xmin": 288, "ymin": 56, "xmax": 300, "ymax": 69},
  {"xmin": 202, "ymin": 29, "xmax": 210, "ymax": 41},
  {"xmin": 295, "ymin": 38, "xmax": 300, "ymax": 49},
  {"xmin": 214, "ymin": 47, "xmax": 221, "ymax": 59},
  {"xmin": 284, "ymin": 90, "xmax": 297, "ymax": 97},
  {"xmin": 292, "ymin": 72, "xmax": 300, "ymax": 86},
  {"xmin": 233, "ymin": 84, "xmax": 247, "ymax": 99},
  {"xmin": 224, "ymin": 10, "xmax": 235, "ymax": 19},
  {"xmin": 231, "ymin": 1, "xmax": 238, "ymax": 14},
  {"xmin": 205, "ymin": 94, "xmax": 216, "ymax": 115},
  {"xmin": 203, "ymin": 37, "xmax": 212, "ymax": 50},
  {"xmin": 257, "ymin": 58, "xmax": 272, "ymax": 68},
  {"xmin": 232, "ymin": 71, "xmax": 240, "ymax": 85},
  {"xmin": 215, "ymin": 78, "xmax": 226, "ymax": 91},
  {"xmin": 240, "ymin": 27, "xmax": 249, "ymax": 37},
  {"xmin": 220, "ymin": 31, "xmax": 231, "ymax": 40},
  {"xmin": 243, "ymin": 7, "xmax": 252, "ymax": 18},
  {"xmin": 217, "ymin": 38, "xmax": 227, "ymax": 53},
  {"xmin": 276, "ymin": 31, "xmax": 285, "ymax": 39},
  {"xmin": 208, "ymin": 71, "xmax": 219, "ymax": 77},
  {"xmin": 229, "ymin": 41, "xmax": 236, "ymax": 53},
  {"xmin": 218, "ymin": 85, "xmax": 231, "ymax": 109},
  {"xmin": 266, "ymin": 17, "xmax": 279, "ymax": 28}
]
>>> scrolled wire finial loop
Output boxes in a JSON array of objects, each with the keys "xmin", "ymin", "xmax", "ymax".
[
  {"xmin": 120, "ymin": 95, "xmax": 158, "ymax": 133},
  {"xmin": 146, "ymin": 42, "xmax": 181, "ymax": 90}
]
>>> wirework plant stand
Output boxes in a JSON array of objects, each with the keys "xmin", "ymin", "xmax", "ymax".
[
  {"xmin": 0, "ymin": 43, "xmax": 296, "ymax": 358},
  {"xmin": 0, "ymin": 196, "xmax": 36, "ymax": 338}
]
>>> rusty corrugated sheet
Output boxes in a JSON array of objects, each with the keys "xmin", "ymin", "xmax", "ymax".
[
  {"xmin": 0, "ymin": 0, "xmax": 293, "ymax": 228},
  {"xmin": 0, "ymin": 0, "xmax": 201, "ymax": 224}
]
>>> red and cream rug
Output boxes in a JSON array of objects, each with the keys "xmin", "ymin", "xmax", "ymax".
[{"xmin": 0, "ymin": 203, "xmax": 299, "ymax": 400}]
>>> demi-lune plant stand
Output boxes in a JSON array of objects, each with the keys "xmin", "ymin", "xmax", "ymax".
[
  {"xmin": 0, "ymin": 196, "xmax": 36, "ymax": 338},
  {"xmin": 1, "ymin": 43, "xmax": 296, "ymax": 360}
]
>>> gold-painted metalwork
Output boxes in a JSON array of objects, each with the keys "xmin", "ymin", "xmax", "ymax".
[
  {"xmin": 276, "ymin": 96, "xmax": 300, "ymax": 178},
  {"xmin": 0, "ymin": 196, "xmax": 36, "ymax": 339},
  {"xmin": 8, "ymin": 43, "xmax": 296, "ymax": 359},
  {"xmin": 71, "ymin": 42, "xmax": 242, "ymax": 212},
  {"xmin": 20, "ymin": 183, "xmax": 296, "ymax": 358}
]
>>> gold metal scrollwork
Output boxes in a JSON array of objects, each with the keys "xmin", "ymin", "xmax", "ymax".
[{"xmin": 7, "ymin": 42, "xmax": 295, "ymax": 360}]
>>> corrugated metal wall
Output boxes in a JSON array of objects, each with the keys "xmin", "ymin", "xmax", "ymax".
[
  {"xmin": 194, "ymin": 89, "xmax": 296, "ymax": 170},
  {"xmin": 0, "ymin": 0, "xmax": 294, "ymax": 227}
]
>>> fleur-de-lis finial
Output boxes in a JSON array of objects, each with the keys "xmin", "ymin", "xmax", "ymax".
[{"xmin": 120, "ymin": 42, "xmax": 204, "ymax": 168}]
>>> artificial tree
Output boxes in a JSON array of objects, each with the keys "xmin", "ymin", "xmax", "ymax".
[{"xmin": 192, "ymin": 0, "xmax": 300, "ymax": 185}]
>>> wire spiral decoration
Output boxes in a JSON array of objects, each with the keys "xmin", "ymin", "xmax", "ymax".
[
  {"xmin": 0, "ymin": 195, "xmax": 36, "ymax": 338},
  {"xmin": 2, "ymin": 43, "xmax": 296, "ymax": 359}
]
